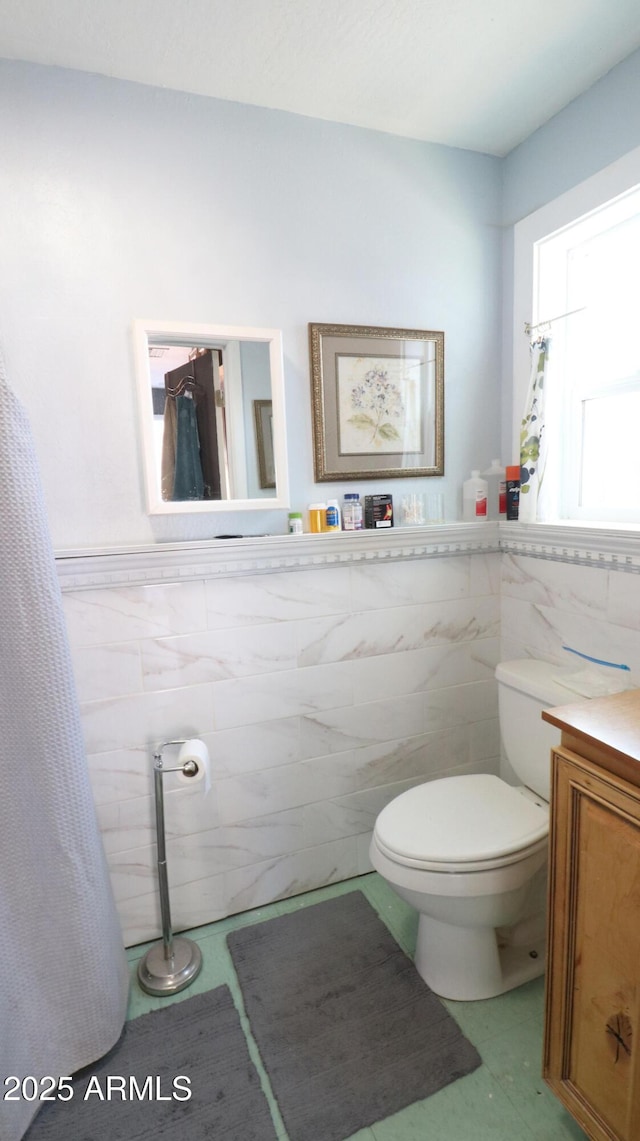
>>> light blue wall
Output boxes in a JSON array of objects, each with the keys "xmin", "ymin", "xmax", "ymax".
[
  {"xmin": 0, "ymin": 60, "xmax": 502, "ymax": 549},
  {"xmin": 500, "ymin": 47, "xmax": 640, "ymax": 459},
  {"xmin": 503, "ymin": 46, "xmax": 640, "ymax": 225}
]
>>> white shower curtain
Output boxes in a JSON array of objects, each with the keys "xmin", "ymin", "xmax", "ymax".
[{"xmin": 0, "ymin": 361, "xmax": 129, "ymax": 1140}]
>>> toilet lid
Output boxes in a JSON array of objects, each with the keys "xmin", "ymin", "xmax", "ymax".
[{"xmin": 374, "ymin": 774, "xmax": 548, "ymax": 865}]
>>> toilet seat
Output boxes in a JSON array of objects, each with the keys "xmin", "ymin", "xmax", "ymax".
[{"xmin": 373, "ymin": 774, "xmax": 549, "ymax": 874}]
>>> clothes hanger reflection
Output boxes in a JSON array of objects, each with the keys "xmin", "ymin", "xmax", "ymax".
[{"xmin": 166, "ymin": 374, "xmax": 203, "ymax": 399}]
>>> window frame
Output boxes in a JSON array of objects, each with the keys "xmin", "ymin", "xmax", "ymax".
[{"xmin": 512, "ymin": 144, "xmax": 640, "ymax": 528}]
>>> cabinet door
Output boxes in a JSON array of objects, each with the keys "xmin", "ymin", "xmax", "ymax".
[{"xmin": 544, "ymin": 747, "xmax": 640, "ymax": 1141}]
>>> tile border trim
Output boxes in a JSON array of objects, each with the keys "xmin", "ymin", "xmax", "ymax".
[
  {"xmin": 500, "ymin": 522, "xmax": 640, "ymax": 574},
  {"xmin": 55, "ymin": 524, "xmax": 500, "ymax": 590},
  {"xmin": 54, "ymin": 521, "xmax": 640, "ymax": 591}
]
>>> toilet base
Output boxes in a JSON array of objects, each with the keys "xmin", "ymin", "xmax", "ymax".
[{"xmin": 414, "ymin": 912, "xmax": 546, "ymax": 1001}]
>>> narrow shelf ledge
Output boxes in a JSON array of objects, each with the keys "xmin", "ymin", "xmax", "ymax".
[
  {"xmin": 55, "ymin": 519, "xmax": 640, "ymax": 592},
  {"xmin": 55, "ymin": 523, "xmax": 500, "ymax": 591}
]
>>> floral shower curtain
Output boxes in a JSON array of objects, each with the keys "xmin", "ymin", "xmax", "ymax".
[{"xmin": 519, "ymin": 337, "xmax": 550, "ymax": 523}]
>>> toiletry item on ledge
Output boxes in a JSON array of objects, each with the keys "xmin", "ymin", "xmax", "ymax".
[
  {"xmin": 482, "ymin": 460, "xmax": 507, "ymax": 520},
  {"xmin": 462, "ymin": 471, "xmax": 488, "ymax": 521},
  {"xmin": 343, "ymin": 493, "xmax": 363, "ymax": 530},
  {"xmin": 325, "ymin": 499, "xmax": 341, "ymax": 531},
  {"xmin": 365, "ymin": 494, "xmax": 393, "ymax": 528},
  {"xmin": 505, "ymin": 466, "xmax": 520, "ymax": 520},
  {"xmin": 308, "ymin": 503, "xmax": 326, "ymax": 533},
  {"xmin": 288, "ymin": 512, "xmax": 303, "ymax": 535}
]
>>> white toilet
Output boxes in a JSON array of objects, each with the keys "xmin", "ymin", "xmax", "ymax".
[{"xmin": 369, "ymin": 659, "xmax": 577, "ymax": 1001}]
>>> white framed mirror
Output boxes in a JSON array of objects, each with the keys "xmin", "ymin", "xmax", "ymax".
[{"xmin": 133, "ymin": 320, "xmax": 289, "ymax": 514}]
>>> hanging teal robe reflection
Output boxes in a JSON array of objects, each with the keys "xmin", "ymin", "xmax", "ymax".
[{"xmin": 172, "ymin": 395, "xmax": 205, "ymax": 500}]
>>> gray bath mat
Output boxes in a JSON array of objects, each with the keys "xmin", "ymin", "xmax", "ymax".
[
  {"xmin": 24, "ymin": 984, "xmax": 277, "ymax": 1141},
  {"xmin": 227, "ymin": 890, "xmax": 481, "ymax": 1141}
]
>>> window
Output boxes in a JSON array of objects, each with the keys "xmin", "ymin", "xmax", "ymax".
[{"xmin": 534, "ymin": 185, "xmax": 640, "ymax": 524}]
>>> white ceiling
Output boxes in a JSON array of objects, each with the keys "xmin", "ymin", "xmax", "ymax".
[{"xmin": 2, "ymin": 0, "xmax": 640, "ymax": 156}]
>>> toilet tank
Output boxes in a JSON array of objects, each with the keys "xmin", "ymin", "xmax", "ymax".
[{"xmin": 495, "ymin": 660, "xmax": 581, "ymax": 801}]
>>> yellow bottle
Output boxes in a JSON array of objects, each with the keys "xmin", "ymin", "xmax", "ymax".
[{"xmin": 308, "ymin": 503, "xmax": 326, "ymax": 533}]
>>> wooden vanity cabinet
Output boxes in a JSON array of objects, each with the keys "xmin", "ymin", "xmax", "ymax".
[{"xmin": 542, "ymin": 690, "xmax": 640, "ymax": 1141}]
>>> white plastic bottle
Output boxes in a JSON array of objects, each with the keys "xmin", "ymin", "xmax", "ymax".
[
  {"xmin": 462, "ymin": 470, "xmax": 488, "ymax": 521},
  {"xmin": 482, "ymin": 459, "xmax": 507, "ymax": 521},
  {"xmin": 343, "ymin": 493, "xmax": 363, "ymax": 531}
]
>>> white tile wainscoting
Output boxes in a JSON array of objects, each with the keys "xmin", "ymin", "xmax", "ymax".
[
  {"xmin": 56, "ymin": 522, "xmax": 640, "ymax": 946},
  {"xmin": 58, "ymin": 526, "xmax": 501, "ymax": 946},
  {"xmin": 499, "ymin": 522, "xmax": 640, "ymax": 680}
]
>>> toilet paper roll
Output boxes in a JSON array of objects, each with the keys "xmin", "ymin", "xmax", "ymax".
[{"xmin": 177, "ymin": 738, "xmax": 211, "ymax": 794}]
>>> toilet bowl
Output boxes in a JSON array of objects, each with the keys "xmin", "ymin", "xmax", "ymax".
[{"xmin": 369, "ymin": 659, "xmax": 578, "ymax": 1001}]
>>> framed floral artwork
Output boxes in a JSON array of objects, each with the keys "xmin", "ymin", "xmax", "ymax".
[{"xmin": 309, "ymin": 323, "xmax": 444, "ymax": 481}]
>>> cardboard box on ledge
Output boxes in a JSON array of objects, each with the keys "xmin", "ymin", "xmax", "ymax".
[{"xmin": 364, "ymin": 494, "xmax": 393, "ymax": 528}]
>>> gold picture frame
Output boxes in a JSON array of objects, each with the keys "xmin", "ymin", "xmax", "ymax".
[
  {"xmin": 309, "ymin": 323, "xmax": 444, "ymax": 482},
  {"xmin": 253, "ymin": 398, "xmax": 275, "ymax": 489}
]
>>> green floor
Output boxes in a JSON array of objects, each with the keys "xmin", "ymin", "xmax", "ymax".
[{"xmin": 126, "ymin": 873, "xmax": 587, "ymax": 1141}]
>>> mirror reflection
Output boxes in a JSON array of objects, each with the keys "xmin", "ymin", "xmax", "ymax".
[{"xmin": 134, "ymin": 321, "xmax": 289, "ymax": 514}]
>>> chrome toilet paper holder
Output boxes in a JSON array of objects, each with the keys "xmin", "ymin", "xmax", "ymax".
[{"xmin": 137, "ymin": 738, "xmax": 205, "ymax": 997}]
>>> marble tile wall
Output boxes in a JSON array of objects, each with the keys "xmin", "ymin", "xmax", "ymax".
[
  {"xmin": 500, "ymin": 554, "xmax": 640, "ymax": 685},
  {"xmin": 62, "ymin": 553, "xmax": 501, "ymax": 946}
]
